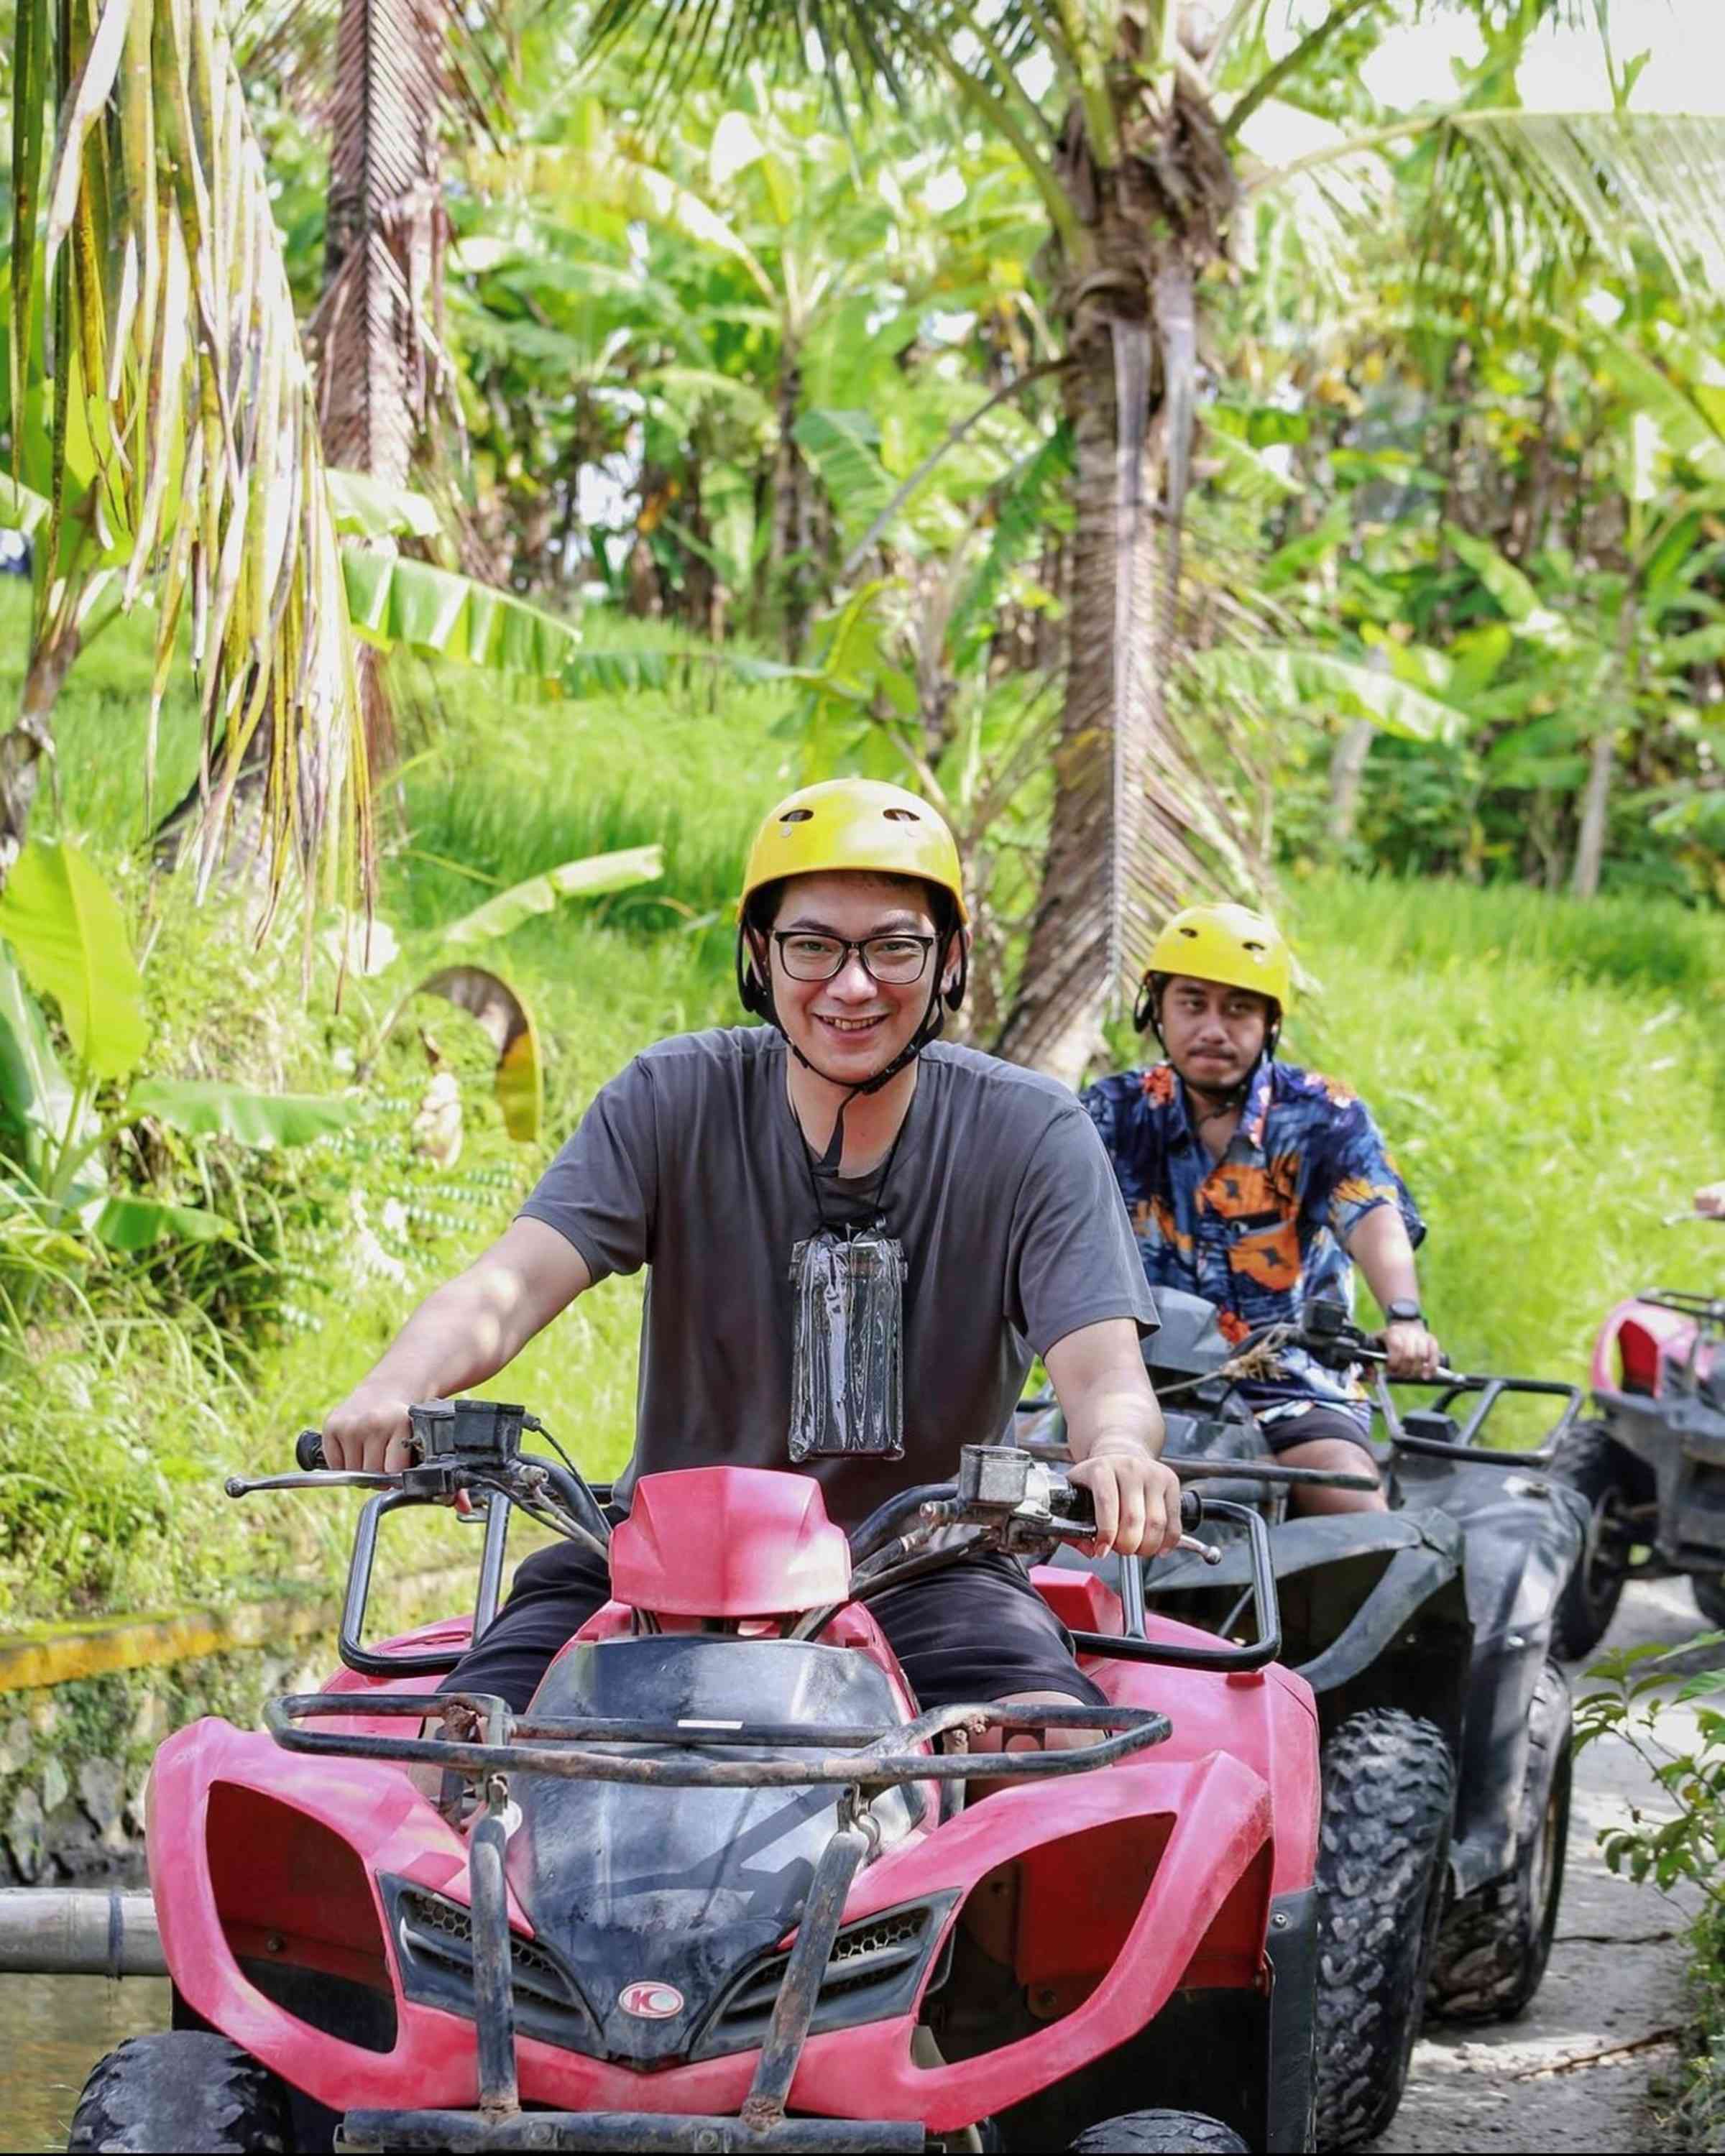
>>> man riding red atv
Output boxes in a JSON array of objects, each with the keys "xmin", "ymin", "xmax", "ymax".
[
  {"xmin": 68, "ymin": 785, "xmax": 1327, "ymax": 2151},
  {"xmin": 78, "ymin": 1410, "xmax": 1322, "ymax": 2152}
]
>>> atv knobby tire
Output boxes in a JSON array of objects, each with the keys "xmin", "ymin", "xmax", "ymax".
[
  {"xmin": 1690, "ymin": 1572, "xmax": 1725, "ymax": 1631},
  {"xmin": 67, "ymin": 2032, "xmax": 290, "ymax": 2154},
  {"xmin": 1427, "ymin": 1660, "xmax": 1573, "ymax": 2022},
  {"xmin": 1068, "ymin": 2111, "xmax": 1250, "ymax": 2154},
  {"xmin": 1314, "ymin": 1708, "xmax": 1456, "ymax": 2152},
  {"xmin": 1548, "ymin": 1420, "xmax": 1635, "ymax": 1661}
]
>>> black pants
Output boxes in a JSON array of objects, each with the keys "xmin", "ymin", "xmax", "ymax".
[{"xmin": 444, "ymin": 1539, "xmax": 1108, "ymax": 1715}]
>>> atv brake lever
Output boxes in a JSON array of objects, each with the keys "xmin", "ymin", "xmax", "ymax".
[{"xmin": 224, "ymin": 1470, "xmax": 400, "ymax": 1497}]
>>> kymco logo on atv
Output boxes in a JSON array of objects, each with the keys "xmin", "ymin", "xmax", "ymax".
[{"xmin": 619, "ymin": 1981, "xmax": 684, "ymax": 2019}]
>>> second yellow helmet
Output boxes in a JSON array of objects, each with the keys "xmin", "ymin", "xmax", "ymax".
[{"xmin": 1141, "ymin": 903, "xmax": 1292, "ymax": 1010}]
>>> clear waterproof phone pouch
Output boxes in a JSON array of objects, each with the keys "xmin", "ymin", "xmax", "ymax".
[{"xmin": 788, "ymin": 1225, "xmax": 906, "ymax": 1462}]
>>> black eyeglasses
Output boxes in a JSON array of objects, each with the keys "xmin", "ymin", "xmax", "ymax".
[{"xmin": 771, "ymin": 931, "xmax": 936, "ymax": 985}]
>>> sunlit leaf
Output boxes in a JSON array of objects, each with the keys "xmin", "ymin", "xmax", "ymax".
[
  {"xmin": 1185, "ymin": 648, "xmax": 1463, "ymax": 742},
  {"xmin": 342, "ymin": 552, "xmax": 584, "ymax": 677},
  {"xmin": 436, "ymin": 847, "xmax": 664, "ymax": 951},
  {"xmin": 326, "ymin": 470, "xmax": 443, "ymax": 541},
  {"xmin": 0, "ymin": 841, "xmax": 147, "ymax": 1082}
]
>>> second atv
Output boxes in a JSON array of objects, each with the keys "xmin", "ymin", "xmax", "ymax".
[{"xmin": 1034, "ymin": 1293, "xmax": 1585, "ymax": 2150}]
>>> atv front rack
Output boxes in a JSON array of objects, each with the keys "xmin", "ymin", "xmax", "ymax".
[
  {"xmin": 271, "ymin": 1692, "xmax": 1167, "ymax": 2153},
  {"xmin": 264, "ymin": 1691, "xmax": 1172, "ymax": 1787}
]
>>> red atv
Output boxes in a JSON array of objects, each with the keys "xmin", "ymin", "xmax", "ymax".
[
  {"xmin": 1551, "ymin": 1218, "xmax": 1725, "ymax": 1657},
  {"xmin": 70, "ymin": 1401, "xmax": 1320, "ymax": 2155}
]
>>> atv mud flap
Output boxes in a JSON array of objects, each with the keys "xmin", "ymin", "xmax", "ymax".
[{"xmin": 338, "ymin": 2112, "xmax": 921, "ymax": 2152}]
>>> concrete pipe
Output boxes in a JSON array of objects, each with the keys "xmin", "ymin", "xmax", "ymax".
[{"xmin": 0, "ymin": 1889, "xmax": 166, "ymax": 1976}]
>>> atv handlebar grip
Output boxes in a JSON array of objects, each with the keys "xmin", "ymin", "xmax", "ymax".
[
  {"xmin": 295, "ymin": 1428, "xmax": 327, "ymax": 1473},
  {"xmin": 1179, "ymin": 1488, "xmax": 1203, "ymax": 1534}
]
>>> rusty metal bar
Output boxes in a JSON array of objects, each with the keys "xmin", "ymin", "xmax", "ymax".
[
  {"xmin": 338, "ymin": 2110, "xmax": 924, "ymax": 2152},
  {"xmin": 265, "ymin": 1694, "xmax": 1172, "ymax": 1787},
  {"xmin": 469, "ymin": 1782, "xmax": 519, "ymax": 2119},
  {"xmin": 741, "ymin": 1822, "xmax": 867, "ymax": 2132}
]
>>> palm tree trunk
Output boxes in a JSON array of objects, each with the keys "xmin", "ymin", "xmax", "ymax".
[
  {"xmin": 1328, "ymin": 719, "xmax": 1376, "ymax": 849},
  {"xmin": 993, "ymin": 315, "xmax": 1169, "ymax": 1087},
  {"xmin": 770, "ymin": 349, "xmax": 811, "ymax": 655},
  {"xmin": 1571, "ymin": 594, "xmax": 1638, "ymax": 900},
  {"xmin": 313, "ymin": 0, "xmax": 445, "ymax": 781}
]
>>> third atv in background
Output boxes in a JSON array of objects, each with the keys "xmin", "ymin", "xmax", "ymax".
[
  {"xmin": 1035, "ymin": 1294, "xmax": 1586, "ymax": 2151},
  {"xmin": 1548, "ymin": 1213, "xmax": 1725, "ymax": 1657}
]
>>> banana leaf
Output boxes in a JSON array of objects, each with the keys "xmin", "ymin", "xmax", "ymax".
[
  {"xmin": 342, "ymin": 551, "xmax": 584, "ymax": 677},
  {"xmin": 126, "ymin": 1079, "xmax": 368, "ymax": 1148},
  {"xmin": 436, "ymin": 846, "xmax": 663, "ymax": 952},
  {"xmin": 0, "ymin": 840, "xmax": 147, "ymax": 1082},
  {"xmin": 326, "ymin": 470, "xmax": 443, "ymax": 541},
  {"xmin": 93, "ymin": 1194, "xmax": 233, "ymax": 1250}
]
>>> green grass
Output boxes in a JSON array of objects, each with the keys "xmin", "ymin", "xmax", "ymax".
[
  {"xmin": 1284, "ymin": 868, "xmax": 1725, "ymax": 1395},
  {"xmin": 5, "ymin": 589, "xmax": 1725, "ymax": 1613}
]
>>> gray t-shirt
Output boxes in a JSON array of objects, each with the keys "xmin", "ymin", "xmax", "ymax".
[{"xmin": 519, "ymin": 1026, "xmax": 1158, "ymax": 1527}]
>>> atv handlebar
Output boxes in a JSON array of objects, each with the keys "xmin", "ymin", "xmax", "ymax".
[{"xmin": 1283, "ymin": 1302, "xmax": 1583, "ymax": 1468}]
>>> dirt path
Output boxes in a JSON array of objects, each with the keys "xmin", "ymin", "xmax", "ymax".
[{"xmin": 1374, "ymin": 1579, "xmax": 1719, "ymax": 2153}]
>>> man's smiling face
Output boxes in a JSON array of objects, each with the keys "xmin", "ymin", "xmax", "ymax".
[{"xmin": 765, "ymin": 872, "xmax": 945, "ymax": 1084}]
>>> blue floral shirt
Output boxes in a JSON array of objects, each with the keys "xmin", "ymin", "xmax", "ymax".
[{"xmin": 1082, "ymin": 1056, "xmax": 1425, "ymax": 1422}]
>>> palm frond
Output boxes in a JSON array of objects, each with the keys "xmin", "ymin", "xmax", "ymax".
[
  {"xmin": 1421, "ymin": 110, "xmax": 1725, "ymax": 310},
  {"xmin": 9, "ymin": 0, "xmax": 368, "ymax": 916}
]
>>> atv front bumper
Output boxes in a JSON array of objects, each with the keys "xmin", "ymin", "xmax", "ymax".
[{"xmin": 338, "ymin": 2110, "xmax": 922, "ymax": 2152}]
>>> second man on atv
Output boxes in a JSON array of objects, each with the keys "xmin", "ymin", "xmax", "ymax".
[
  {"xmin": 322, "ymin": 778, "xmax": 1182, "ymax": 1746},
  {"xmin": 1084, "ymin": 903, "xmax": 1439, "ymax": 1515}
]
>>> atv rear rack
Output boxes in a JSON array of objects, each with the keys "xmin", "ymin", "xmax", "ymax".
[{"xmin": 264, "ymin": 1692, "xmax": 1172, "ymax": 1787}]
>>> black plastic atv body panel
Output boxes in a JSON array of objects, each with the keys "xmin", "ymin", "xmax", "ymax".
[
  {"xmin": 1392, "ymin": 1452, "xmax": 1584, "ymax": 1897},
  {"xmin": 496, "ymin": 1636, "xmax": 928, "ymax": 2068},
  {"xmin": 1138, "ymin": 1507, "xmax": 1472, "ymax": 1749}
]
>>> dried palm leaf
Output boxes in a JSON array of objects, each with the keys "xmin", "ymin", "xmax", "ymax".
[{"xmin": 9, "ymin": 0, "xmax": 369, "ymax": 926}]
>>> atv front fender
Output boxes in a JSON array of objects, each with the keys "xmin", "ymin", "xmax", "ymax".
[
  {"xmin": 1391, "ymin": 1458, "xmax": 1584, "ymax": 1897},
  {"xmin": 1293, "ymin": 1521, "xmax": 1465, "ymax": 1698},
  {"xmin": 1146, "ymin": 1508, "xmax": 1470, "ymax": 1741},
  {"xmin": 148, "ymin": 1716, "xmax": 1279, "ymax": 2142}
]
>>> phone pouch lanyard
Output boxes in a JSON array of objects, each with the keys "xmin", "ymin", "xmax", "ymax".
[{"xmin": 788, "ymin": 1225, "xmax": 906, "ymax": 1462}]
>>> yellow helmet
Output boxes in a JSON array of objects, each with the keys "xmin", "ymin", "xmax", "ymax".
[
  {"xmin": 1138, "ymin": 903, "xmax": 1292, "ymax": 1028},
  {"xmin": 737, "ymin": 779, "xmax": 968, "ymax": 924}
]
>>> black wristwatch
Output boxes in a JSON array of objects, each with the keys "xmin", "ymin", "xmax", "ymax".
[{"xmin": 1384, "ymin": 1299, "xmax": 1424, "ymax": 1326}]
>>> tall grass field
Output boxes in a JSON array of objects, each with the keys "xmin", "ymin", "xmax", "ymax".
[{"xmin": 2, "ymin": 578, "xmax": 1723, "ymax": 1618}]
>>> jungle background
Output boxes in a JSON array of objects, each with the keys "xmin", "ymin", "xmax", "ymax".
[{"xmin": 4, "ymin": 0, "xmax": 1725, "ymax": 2124}]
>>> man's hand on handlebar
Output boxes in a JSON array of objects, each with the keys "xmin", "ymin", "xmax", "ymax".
[
  {"xmin": 323, "ymin": 1385, "xmax": 418, "ymax": 1475},
  {"xmin": 1381, "ymin": 1318, "xmax": 1444, "ymax": 1381},
  {"xmin": 1067, "ymin": 1442, "xmax": 1184, "ymax": 1562}
]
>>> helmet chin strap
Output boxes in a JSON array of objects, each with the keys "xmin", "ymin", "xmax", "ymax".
[
  {"xmin": 786, "ymin": 976, "xmax": 948, "ymax": 1170},
  {"xmin": 741, "ymin": 927, "xmax": 960, "ymax": 1171}
]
